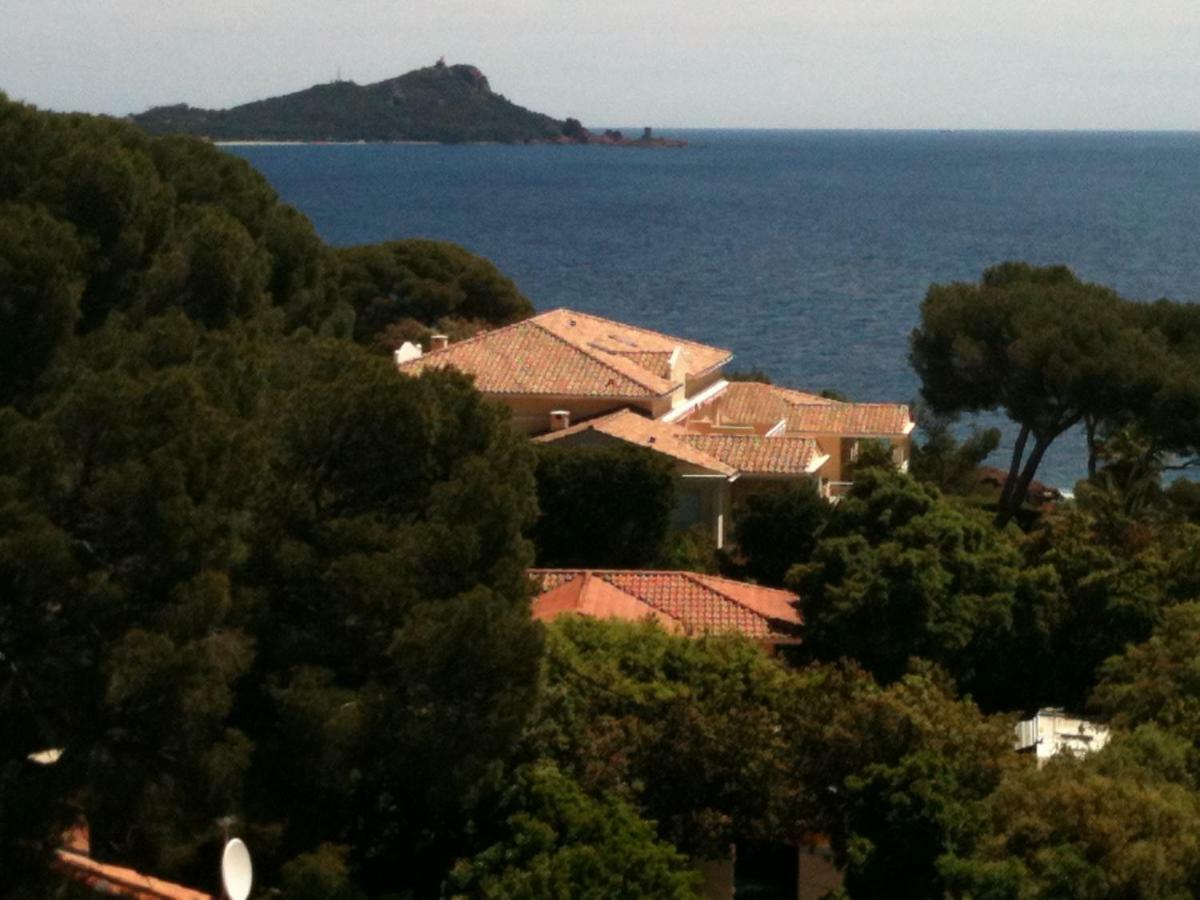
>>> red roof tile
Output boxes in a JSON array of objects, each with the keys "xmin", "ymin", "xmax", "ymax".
[
  {"xmin": 538, "ymin": 409, "xmax": 827, "ymax": 478},
  {"xmin": 783, "ymin": 403, "xmax": 914, "ymax": 435},
  {"xmin": 55, "ymin": 850, "xmax": 213, "ymax": 900},
  {"xmin": 713, "ymin": 382, "xmax": 912, "ymax": 436},
  {"xmin": 531, "ymin": 569, "xmax": 803, "ymax": 641},
  {"xmin": 535, "ymin": 409, "xmax": 737, "ymax": 476},
  {"xmin": 398, "ymin": 308, "xmax": 731, "ymax": 399},
  {"xmin": 679, "ymin": 433, "xmax": 827, "ymax": 476},
  {"xmin": 716, "ymin": 382, "xmax": 832, "ymax": 427}
]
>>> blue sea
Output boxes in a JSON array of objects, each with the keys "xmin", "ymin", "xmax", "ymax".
[{"xmin": 226, "ymin": 130, "xmax": 1200, "ymax": 489}]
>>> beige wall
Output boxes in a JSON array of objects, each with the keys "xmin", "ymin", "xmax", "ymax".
[
  {"xmin": 811, "ymin": 433, "xmax": 913, "ymax": 483},
  {"xmin": 685, "ymin": 367, "xmax": 726, "ymax": 400}
]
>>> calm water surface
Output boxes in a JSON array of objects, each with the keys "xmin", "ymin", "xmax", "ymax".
[{"xmin": 227, "ymin": 130, "xmax": 1200, "ymax": 487}]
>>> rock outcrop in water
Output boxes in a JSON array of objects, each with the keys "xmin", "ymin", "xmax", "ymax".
[{"xmin": 131, "ymin": 59, "xmax": 687, "ymax": 147}]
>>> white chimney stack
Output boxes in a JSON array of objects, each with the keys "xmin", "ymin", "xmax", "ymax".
[
  {"xmin": 549, "ymin": 410, "xmax": 571, "ymax": 432},
  {"xmin": 430, "ymin": 334, "xmax": 449, "ymax": 351}
]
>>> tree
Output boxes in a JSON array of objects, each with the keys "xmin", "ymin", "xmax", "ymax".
[
  {"xmin": 731, "ymin": 479, "xmax": 830, "ymax": 586},
  {"xmin": 532, "ymin": 444, "xmax": 677, "ymax": 568},
  {"xmin": 910, "ymin": 263, "xmax": 1165, "ymax": 526},
  {"xmin": 791, "ymin": 469, "xmax": 1041, "ymax": 710},
  {"xmin": 1018, "ymin": 508, "xmax": 1200, "ymax": 712},
  {"xmin": 525, "ymin": 617, "xmax": 820, "ymax": 859},
  {"xmin": 0, "ymin": 320, "xmax": 546, "ymax": 895},
  {"xmin": 0, "ymin": 204, "xmax": 83, "ymax": 404},
  {"xmin": 445, "ymin": 763, "xmax": 701, "ymax": 900},
  {"xmin": 336, "ymin": 239, "xmax": 534, "ymax": 346},
  {"xmin": 1092, "ymin": 602, "xmax": 1200, "ymax": 745},
  {"xmin": 799, "ymin": 664, "xmax": 1016, "ymax": 900},
  {"xmin": 909, "ymin": 411, "xmax": 1001, "ymax": 496},
  {"xmin": 943, "ymin": 727, "xmax": 1200, "ymax": 899}
]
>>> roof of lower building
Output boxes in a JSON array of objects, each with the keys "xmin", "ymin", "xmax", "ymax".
[
  {"xmin": 530, "ymin": 569, "xmax": 803, "ymax": 641},
  {"xmin": 714, "ymin": 382, "xmax": 913, "ymax": 436},
  {"xmin": 534, "ymin": 408, "xmax": 738, "ymax": 476},
  {"xmin": 396, "ymin": 308, "xmax": 732, "ymax": 399},
  {"xmin": 679, "ymin": 433, "xmax": 827, "ymax": 476}
]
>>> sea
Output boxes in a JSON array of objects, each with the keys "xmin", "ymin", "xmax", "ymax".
[{"xmin": 225, "ymin": 130, "xmax": 1200, "ymax": 489}]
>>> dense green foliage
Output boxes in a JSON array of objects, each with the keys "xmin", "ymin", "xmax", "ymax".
[
  {"xmin": 336, "ymin": 239, "xmax": 533, "ymax": 349},
  {"xmin": 132, "ymin": 62, "xmax": 567, "ymax": 144},
  {"xmin": 446, "ymin": 762, "xmax": 701, "ymax": 899},
  {"xmin": 13, "ymin": 92, "xmax": 1200, "ymax": 900},
  {"xmin": 732, "ymin": 479, "xmax": 831, "ymax": 585},
  {"xmin": 0, "ymin": 91, "xmax": 529, "ymax": 399},
  {"xmin": 792, "ymin": 470, "xmax": 1039, "ymax": 710},
  {"xmin": 910, "ymin": 412, "xmax": 1001, "ymax": 496},
  {"xmin": 0, "ymin": 319, "xmax": 544, "ymax": 895},
  {"xmin": 910, "ymin": 262, "xmax": 1200, "ymax": 525},
  {"xmin": 532, "ymin": 444, "xmax": 677, "ymax": 567},
  {"xmin": 944, "ymin": 728, "xmax": 1200, "ymax": 899},
  {"xmin": 0, "ymin": 94, "xmax": 544, "ymax": 898}
]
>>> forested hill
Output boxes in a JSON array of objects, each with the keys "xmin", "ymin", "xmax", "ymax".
[{"xmin": 132, "ymin": 60, "xmax": 570, "ymax": 143}]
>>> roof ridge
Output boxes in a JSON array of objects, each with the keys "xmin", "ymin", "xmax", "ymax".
[
  {"xmin": 677, "ymin": 571, "xmax": 774, "ymax": 622},
  {"xmin": 687, "ymin": 571, "xmax": 799, "ymax": 598},
  {"xmin": 533, "ymin": 567, "xmax": 796, "ymax": 592},
  {"xmin": 529, "ymin": 318, "xmax": 668, "ymax": 395},
  {"xmin": 587, "ymin": 571, "xmax": 691, "ymax": 628},
  {"xmin": 679, "ymin": 571, "xmax": 802, "ymax": 629},
  {"xmin": 552, "ymin": 308, "xmax": 732, "ymax": 359},
  {"xmin": 396, "ymin": 311, "xmax": 538, "ymax": 364}
]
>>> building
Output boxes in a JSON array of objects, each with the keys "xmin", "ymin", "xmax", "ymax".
[
  {"xmin": 530, "ymin": 568, "xmax": 803, "ymax": 650},
  {"xmin": 397, "ymin": 308, "xmax": 732, "ymax": 430},
  {"xmin": 533, "ymin": 409, "xmax": 827, "ymax": 548},
  {"xmin": 1014, "ymin": 708, "xmax": 1111, "ymax": 767},
  {"xmin": 399, "ymin": 308, "xmax": 914, "ymax": 544}
]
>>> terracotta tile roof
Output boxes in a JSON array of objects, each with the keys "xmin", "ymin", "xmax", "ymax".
[
  {"xmin": 680, "ymin": 433, "xmax": 827, "ymax": 476},
  {"xmin": 716, "ymin": 381, "xmax": 832, "ymax": 427},
  {"xmin": 714, "ymin": 382, "xmax": 912, "ymax": 436},
  {"xmin": 531, "ymin": 569, "xmax": 803, "ymax": 641},
  {"xmin": 535, "ymin": 409, "xmax": 738, "ymax": 476},
  {"xmin": 397, "ymin": 308, "xmax": 731, "ymax": 399},
  {"xmin": 782, "ymin": 403, "xmax": 914, "ymax": 436},
  {"xmin": 55, "ymin": 849, "xmax": 213, "ymax": 900}
]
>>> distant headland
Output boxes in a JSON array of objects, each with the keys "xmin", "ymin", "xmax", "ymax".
[{"xmin": 130, "ymin": 58, "xmax": 687, "ymax": 147}]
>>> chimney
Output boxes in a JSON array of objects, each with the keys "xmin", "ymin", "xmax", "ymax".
[
  {"xmin": 430, "ymin": 334, "xmax": 449, "ymax": 351},
  {"xmin": 549, "ymin": 410, "xmax": 571, "ymax": 432},
  {"xmin": 393, "ymin": 341, "xmax": 423, "ymax": 366}
]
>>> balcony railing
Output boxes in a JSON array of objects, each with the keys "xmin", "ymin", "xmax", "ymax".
[{"xmin": 822, "ymin": 481, "xmax": 853, "ymax": 501}]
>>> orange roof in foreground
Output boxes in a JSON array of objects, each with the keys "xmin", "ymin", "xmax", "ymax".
[
  {"xmin": 55, "ymin": 850, "xmax": 213, "ymax": 900},
  {"xmin": 531, "ymin": 569, "xmax": 803, "ymax": 642},
  {"xmin": 714, "ymin": 382, "xmax": 912, "ymax": 436},
  {"xmin": 397, "ymin": 308, "xmax": 732, "ymax": 399}
]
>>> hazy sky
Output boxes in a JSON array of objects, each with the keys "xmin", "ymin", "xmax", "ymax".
[{"xmin": 3, "ymin": 1, "xmax": 1197, "ymax": 129}]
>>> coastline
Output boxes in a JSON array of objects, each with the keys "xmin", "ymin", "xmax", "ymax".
[{"xmin": 214, "ymin": 140, "xmax": 441, "ymax": 146}]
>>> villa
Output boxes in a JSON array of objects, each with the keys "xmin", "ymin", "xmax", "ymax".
[{"xmin": 398, "ymin": 308, "xmax": 914, "ymax": 546}]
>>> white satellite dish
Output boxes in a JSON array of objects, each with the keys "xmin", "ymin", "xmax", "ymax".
[{"xmin": 221, "ymin": 838, "xmax": 253, "ymax": 900}]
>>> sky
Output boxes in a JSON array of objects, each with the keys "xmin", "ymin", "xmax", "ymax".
[{"xmin": 2, "ymin": 0, "xmax": 1197, "ymax": 130}]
